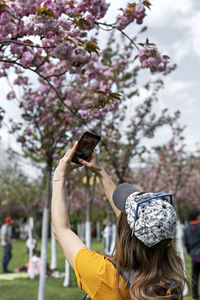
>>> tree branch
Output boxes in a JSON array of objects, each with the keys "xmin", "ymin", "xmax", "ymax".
[
  {"xmin": 0, "ymin": 40, "xmax": 55, "ymax": 49},
  {"xmin": 0, "ymin": 59, "xmax": 85, "ymax": 121},
  {"xmin": 95, "ymin": 21, "xmax": 140, "ymax": 51},
  {"xmin": 0, "ymin": 6, "xmax": 21, "ymax": 21}
]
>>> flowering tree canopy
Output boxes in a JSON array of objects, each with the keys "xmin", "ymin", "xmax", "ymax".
[
  {"xmin": 0, "ymin": 0, "xmax": 173, "ymax": 126},
  {"xmin": 135, "ymin": 127, "xmax": 200, "ymax": 219},
  {"xmin": 97, "ymin": 79, "xmax": 179, "ymax": 183},
  {"xmin": 8, "ymin": 74, "xmax": 84, "ymax": 165}
]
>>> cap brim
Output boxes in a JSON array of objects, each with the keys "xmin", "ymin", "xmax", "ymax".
[{"xmin": 112, "ymin": 183, "xmax": 140, "ymax": 213}]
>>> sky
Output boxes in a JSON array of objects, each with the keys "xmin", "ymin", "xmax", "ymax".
[
  {"xmin": 105, "ymin": 0, "xmax": 200, "ymax": 151},
  {"xmin": 141, "ymin": 0, "xmax": 200, "ymax": 151},
  {"xmin": 0, "ymin": 0, "xmax": 200, "ymax": 173}
]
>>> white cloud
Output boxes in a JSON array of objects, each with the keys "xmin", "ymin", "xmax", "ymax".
[
  {"xmin": 177, "ymin": 11, "xmax": 200, "ymax": 57},
  {"xmin": 145, "ymin": 0, "xmax": 195, "ymax": 25},
  {"xmin": 169, "ymin": 40, "xmax": 191, "ymax": 63},
  {"xmin": 164, "ymin": 78, "xmax": 193, "ymax": 94},
  {"xmin": 145, "ymin": 0, "xmax": 200, "ymax": 59}
]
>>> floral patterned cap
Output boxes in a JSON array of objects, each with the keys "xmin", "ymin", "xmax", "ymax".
[{"xmin": 113, "ymin": 183, "xmax": 177, "ymax": 247}]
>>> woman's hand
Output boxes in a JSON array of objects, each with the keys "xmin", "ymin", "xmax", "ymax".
[
  {"xmin": 53, "ymin": 141, "xmax": 82, "ymax": 180},
  {"xmin": 78, "ymin": 151, "xmax": 104, "ymax": 176}
]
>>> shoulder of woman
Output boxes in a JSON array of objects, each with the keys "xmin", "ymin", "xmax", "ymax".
[
  {"xmin": 75, "ymin": 249, "xmax": 108, "ymax": 274},
  {"xmin": 74, "ymin": 249, "xmax": 112, "ymax": 298}
]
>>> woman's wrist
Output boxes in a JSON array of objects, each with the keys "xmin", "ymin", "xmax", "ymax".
[
  {"xmin": 52, "ymin": 178, "xmax": 65, "ymax": 187},
  {"xmin": 53, "ymin": 178, "xmax": 65, "ymax": 181},
  {"xmin": 53, "ymin": 169, "xmax": 65, "ymax": 180},
  {"xmin": 95, "ymin": 167, "xmax": 106, "ymax": 178}
]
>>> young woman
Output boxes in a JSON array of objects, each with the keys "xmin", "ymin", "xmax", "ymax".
[{"xmin": 51, "ymin": 141, "xmax": 189, "ymax": 300}]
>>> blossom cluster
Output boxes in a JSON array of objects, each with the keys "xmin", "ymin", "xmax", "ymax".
[
  {"xmin": 8, "ymin": 42, "xmax": 129, "ymax": 121},
  {"xmin": 1, "ymin": 0, "xmax": 154, "ymax": 79},
  {"xmin": 115, "ymin": 4, "xmax": 146, "ymax": 30},
  {"xmin": 0, "ymin": 0, "xmax": 173, "ymax": 122},
  {"xmin": 0, "ymin": 0, "xmax": 110, "ymax": 74},
  {"xmin": 139, "ymin": 48, "xmax": 169, "ymax": 73},
  {"xmin": 76, "ymin": 0, "xmax": 110, "ymax": 20},
  {"xmin": 80, "ymin": 102, "xmax": 119, "ymax": 120}
]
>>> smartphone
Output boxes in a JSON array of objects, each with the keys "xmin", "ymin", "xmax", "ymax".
[{"xmin": 72, "ymin": 131, "xmax": 101, "ymax": 164}]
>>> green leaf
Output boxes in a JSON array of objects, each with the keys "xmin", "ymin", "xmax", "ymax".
[
  {"xmin": 85, "ymin": 41, "xmax": 99, "ymax": 54},
  {"xmin": 127, "ymin": 89, "xmax": 139, "ymax": 98},
  {"xmin": 126, "ymin": 9, "xmax": 135, "ymax": 16},
  {"xmin": 0, "ymin": 0, "xmax": 9, "ymax": 8},
  {"xmin": 96, "ymin": 90, "xmax": 107, "ymax": 95},
  {"xmin": 65, "ymin": 1, "xmax": 74, "ymax": 6},
  {"xmin": 24, "ymin": 39, "xmax": 33, "ymax": 45},
  {"xmin": 163, "ymin": 55, "xmax": 170, "ymax": 59},
  {"xmin": 127, "ymin": 3, "xmax": 136, "ymax": 9},
  {"xmin": 143, "ymin": 1, "xmax": 152, "ymax": 9},
  {"xmin": 32, "ymin": 133, "xmax": 38, "ymax": 140},
  {"xmin": 35, "ymin": 4, "xmax": 56, "ymax": 18},
  {"xmin": 139, "ymin": 26, "xmax": 148, "ymax": 33},
  {"xmin": 78, "ymin": 18, "xmax": 93, "ymax": 30},
  {"xmin": 144, "ymin": 83, "xmax": 150, "ymax": 90},
  {"xmin": 35, "ymin": 5, "xmax": 41, "ymax": 13},
  {"xmin": 64, "ymin": 36, "xmax": 75, "ymax": 44},
  {"xmin": 74, "ymin": 13, "xmax": 82, "ymax": 19},
  {"xmin": 108, "ymin": 93, "xmax": 121, "ymax": 100}
]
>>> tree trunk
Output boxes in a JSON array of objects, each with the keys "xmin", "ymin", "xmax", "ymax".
[
  {"xmin": 85, "ymin": 220, "xmax": 91, "ymax": 249},
  {"xmin": 63, "ymin": 259, "xmax": 70, "ymax": 287},
  {"xmin": 109, "ymin": 223, "xmax": 116, "ymax": 255},
  {"xmin": 96, "ymin": 221, "xmax": 101, "ymax": 242},
  {"xmin": 77, "ymin": 223, "xmax": 85, "ymax": 241},
  {"xmin": 50, "ymin": 228, "xmax": 57, "ymax": 270},
  {"xmin": 38, "ymin": 166, "xmax": 52, "ymax": 300},
  {"xmin": 104, "ymin": 225, "xmax": 109, "ymax": 254},
  {"xmin": 28, "ymin": 217, "xmax": 34, "ymax": 279},
  {"xmin": 85, "ymin": 169, "xmax": 96, "ymax": 249}
]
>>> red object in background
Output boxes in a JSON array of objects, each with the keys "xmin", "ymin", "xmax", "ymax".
[{"xmin": 5, "ymin": 217, "xmax": 14, "ymax": 224}]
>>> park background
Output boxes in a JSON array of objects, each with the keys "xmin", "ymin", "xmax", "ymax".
[{"xmin": 1, "ymin": 0, "xmax": 200, "ymax": 299}]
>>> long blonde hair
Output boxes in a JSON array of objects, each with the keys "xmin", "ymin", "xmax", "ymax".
[{"xmin": 107, "ymin": 213, "xmax": 190, "ymax": 300}]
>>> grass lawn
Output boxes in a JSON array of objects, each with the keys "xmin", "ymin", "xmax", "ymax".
[
  {"xmin": 0, "ymin": 239, "xmax": 104, "ymax": 300},
  {"xmin": 0, "ymin": 239, "xmax": 195, "ymax": 300}
]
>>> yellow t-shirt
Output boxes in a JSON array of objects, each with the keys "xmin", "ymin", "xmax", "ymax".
[{"xmin": 74, "ymin": 248, "xmax": 131, "ymax": 300}]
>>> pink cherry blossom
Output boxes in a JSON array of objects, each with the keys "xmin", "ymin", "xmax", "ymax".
[
  {"xmin": 20, "ymin": 51, "xmax": 35, "ymax": 67},
  {"xmin": 0, "ymin": 0, "xmax": 172, "ymax": 124},
  {"xmin": 7, "ymin": 91, "xmax": 16, "ymax": 100},
  {"xmin": 139, "ymin": 48, "xmax": 169, "ymax": 73}
]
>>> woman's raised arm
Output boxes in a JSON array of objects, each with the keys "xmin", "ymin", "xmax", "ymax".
[{"xmin": 51, "ymin": 142, "xmax": 86, "ymax": 269}]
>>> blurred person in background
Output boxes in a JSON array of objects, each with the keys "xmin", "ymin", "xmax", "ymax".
[
  {"xmin": 103, "ymin": 220, "xmax": 113, "ymax": 254},
  {"xmin": 1, "ymin": 217, "xmax": 14, "ymax": 273},
  {"xmin": 184, "ymin": 209, "xmax": 200, "ymax": 300},
  {"xmin": 14, "ymin": 249, "xmax": 52, "ymax": 277}
]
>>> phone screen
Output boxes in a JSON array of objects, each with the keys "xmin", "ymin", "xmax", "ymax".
[{"xmin": 72, "ymin": 131, "xmax": 101, "ymax": 163}]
